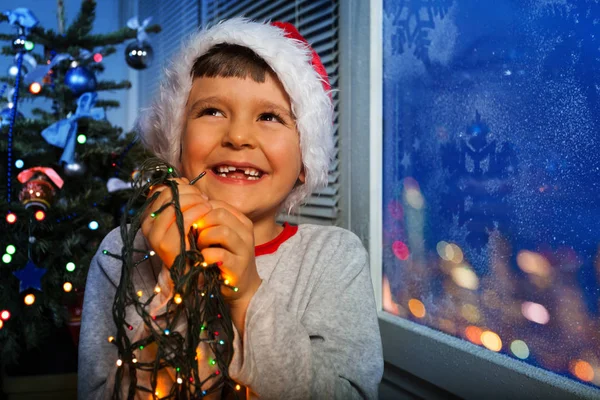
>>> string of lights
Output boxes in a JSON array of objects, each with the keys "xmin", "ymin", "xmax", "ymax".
[{"xmin": 105, "ymin": 159, "xmax": 240, "ymax": 399}]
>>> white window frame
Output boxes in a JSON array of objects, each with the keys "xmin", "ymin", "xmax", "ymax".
[{"xmin": 362, "ymin": 0, "xmax": 600, "ymax": 398}]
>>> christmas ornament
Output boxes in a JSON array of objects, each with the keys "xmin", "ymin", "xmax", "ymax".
[
  {"xmin": 17, "ymin": 167, "xmax": 64, "ymax": 210},
  {"xmin": 12, "ymin": 259, "xmax": 46, "ymax": 292},
  {"xmin": 64, "ymin": 66, "xmax": 97, "ymax": 95},
  {"xmin": 107, "ymin": 177, "xmax": 132, "ymax": 192},
  {"xmin": 125, "ymin": 16, "xmax": 154, "ymax": 70},
  {"xmin": 63, "ymin": 161, "xmax": 87, "ymax": 177},
  {"xmin": 12, "ymin": 35, "xmax": 26, "ymax": 51},
  {"xmin": 124, "ymin": 40, "xmax": 153, "ymax": 70},
  {"xmin": 41, "ymin": 92, "xmax": 105, "ymax": 164}
]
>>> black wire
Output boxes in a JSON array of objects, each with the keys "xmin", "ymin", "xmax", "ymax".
[{"xmin": 105, "ymin": 158, "xmax": 240, "ymax": 399}]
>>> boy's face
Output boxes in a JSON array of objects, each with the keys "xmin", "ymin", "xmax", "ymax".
[{"xmin": 181, "ymin": 73, "xmax": 304, "ymax": 222}]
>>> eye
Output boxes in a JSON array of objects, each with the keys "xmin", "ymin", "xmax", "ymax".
[
  {"xmin": 197, "ymin": 108, "xmax": 224, "ymax": 118},
  {"xmin": 258, "ymin": 112, "xmax": 284, "ymax": 124}
]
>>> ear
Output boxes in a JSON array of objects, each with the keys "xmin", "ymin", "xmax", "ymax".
[{"xmin": 298, "ymin": 166, "xmax": 305, "ymax": 184}]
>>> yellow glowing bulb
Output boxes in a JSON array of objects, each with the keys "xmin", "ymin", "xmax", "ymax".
[
  {"xmin": 0, "ymin": 320, "xmax": 3, "ymax": 329},
  {"xmin": 201, "ymin": 262, "xmax": 208, "ymax": 267},
  {"xmin": 177, "ymin": 377, "xmax": 183, "ymax": 384},
  {"xmin": 132, "ymin": 358, "xmax": 138, "ymax": 363},
  {"xmin": 154, "ymin": 286, "xmax": 161, "ymax": 294},
  {"xmin": 149, "ymin": 250, "xmax": 155, "ymax": 256},
  {"xmin": 108, "ymin": 336, "xmax": 114, "ymax": 343},
  {"xmin": 174, "ymin": 294, "xmax": 182, "ymax": 304},
  {"xmin": 235, "ymin": 384, "xmax": 241, "ymax": 391},
  {"xmin": 481, "ymin": 330, "xmax": 502, "ymax": 352},
  {"xmin": 24, "ymin": 294, "xmax": 35, "ymax": 305},
  {"xmin": 116, "ymin": 359, "xmax": 123, "ymax": 367},
  {"xmin": 155, "ymin": 391, "xmax": 160, "ymax": 397},
  {"xmin": 63, "ymin": 282, "xmax": 73, "ymax": 292},
  {"xmin": 192, "ymin": 223, "xmax": 198, "ymax": 229},
  {"xmin": 137, "ymin": 290, "xmax": 143, "ymax": 297},
  {"xmin": 224, "ymin": 279, "xmax": 229, "ymax": 285}
]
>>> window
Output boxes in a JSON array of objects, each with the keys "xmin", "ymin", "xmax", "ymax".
[
  {"xmin": 370, "ymin": 0, "xmax": 600, "ymax": 397},
  {"xmin": 136, "ymin": 0, "xmax": 341, "ymax": 226}
]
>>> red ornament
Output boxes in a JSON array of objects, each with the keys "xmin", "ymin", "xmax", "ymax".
[{"xmin": 17, "ymin": 167, "xmax": 64, "ymax": 211}]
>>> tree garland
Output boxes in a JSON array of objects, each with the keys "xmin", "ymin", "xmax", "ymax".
[{"xmin": 104, "ymin": 158, "xmax": 238, "ymax": 399}]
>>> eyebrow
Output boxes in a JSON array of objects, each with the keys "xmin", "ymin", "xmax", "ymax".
[{"xmin": 187, "ymin": 96, "xmax": 295, "ymax": 121}]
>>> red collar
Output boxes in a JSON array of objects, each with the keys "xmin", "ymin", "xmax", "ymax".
[{"xmin": 255, "ymin": 222, "xmax": 298, "ymax": 257}]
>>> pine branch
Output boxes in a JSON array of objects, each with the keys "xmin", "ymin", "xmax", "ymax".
[
  {"xmin": 65, "ymin": 0, "xmax": 97, "ymax": 42},
  {"xmin": 95, "ymin": 99, "xmax": 121, "ymax": 109},
  {"xmin": 96, "ymin": 80, "xmax": 132, "ymax": 91},
  {"xmin": 84, "ymin": 24, "xmax": 162, "ymax": 47}
]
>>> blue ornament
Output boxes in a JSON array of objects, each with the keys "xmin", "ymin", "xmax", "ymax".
[
  {"xmin": 13, "ymin": 259, "xmax": 46, "ymax": 292},
  {"xmin": 64, "ymin": 66, "xmax": 96, "ymax": 95}
]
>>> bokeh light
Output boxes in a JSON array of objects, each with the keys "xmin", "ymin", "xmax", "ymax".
[
  {"xmin": 404, "ymin": 187, "xmax": 425, "ymax": 209},
  {"xmin": 408, "ymin": 299, "xmax": 426, "ymax": 318},
  {"xmin": 510, "ymin": 340, "xmax": 530, "ymax": 359},
  {"xmin": 88, "ymin": 221, "xmax": 99, "ymax": 230},
  {"xmin": 1, "ymin": 310, "xmax": 10, "ymax": 320},
  {"xmin": 392, "ymin": 240, "xmax": 410, "ymax": 260},
  {"xmin": 35, "ymin": 210, "xmax": 45, "ymax": 221},
  {"xmin": 521, "ymin": 301, "xmax": 550, "ymax": 324},
  {"xmin": 63, "ymin": 282, "xmax": 73, "ymax": 292},
  {"xmin": 2, "ymin": 254, "xmax": 12, "ymax": 264},
  {"xmin": 451, "ymin": 265, "xmax": 479, "ymax": 290},
  {"xmin": 15, "ymin": 159, "xmax": 24, "ymax": 169},
  {"xmin": 6, "ymin": 245, "xmax": 16, "ymax": 255},
  {"xmin": 66, "ymin": 262, "xmax": 76, "ymax": 272},
  {"xmin": 24, "ymin": 294, "xmax": 35, "ymax": 305},
  {"xmin": 6, "ymin": 213, "xmax": 17, "ymax": 224},
  {"xmin": 29, "ymin": 82, "xmax": 41, "ymax": 94},
  {"xmin": 481, "ymin": 331, "xmax": 502, "ymax": 352},
  {"xmin": 464, "ymin": 326, "xmax": 483, "ymax": 345},
  {"xmin": 570, "ymin": 360, "xmax": 594, "ymax": 382},
  {"xmin": 517, "ymin": 250, "xmax": 551, "ymax": 277},
  {"xmin": 436, "ymin": 241, "xmax": 449, "ymax": 260}
]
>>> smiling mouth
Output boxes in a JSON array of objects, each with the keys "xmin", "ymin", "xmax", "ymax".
[{"xmin": 211, "ymin": 164, "xmax": 265, "ymax": 181}]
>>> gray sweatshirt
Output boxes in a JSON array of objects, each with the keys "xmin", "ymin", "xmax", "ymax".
[{"xmin": 78, "ymin": 223, "xmax": 383, "ymax": 399}]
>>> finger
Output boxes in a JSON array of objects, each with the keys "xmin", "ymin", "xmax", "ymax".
[
  {"xmin": 196, "ymin": 208, "xmax": 253, "ymax": 247},
  {"xmin": 207, "ymin": 200, "xmax": 253, "ymax": 231},
  {"xmin": 197, "ymin": 225, "xmax": 246, "ymax": 255},
  {"xmin": 160, "ymin": 201, "xmax": 213, "ymax": 255},
  {"xmin": 199, "ymin": 247, "xmax": 233, "ymax": 277},
  {"xmin": 146, "ymin": 193, "xmax": 210, "ymax": 245}
]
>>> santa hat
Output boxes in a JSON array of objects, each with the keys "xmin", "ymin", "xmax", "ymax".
[{"xmin": 137, "ymin": 18, "xmax": 334, "ymax": 212}]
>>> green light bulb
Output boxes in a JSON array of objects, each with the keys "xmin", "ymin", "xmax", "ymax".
[
  {"xmin": 24, "ymin": 41, "xmax": 34, "ymax": 51},
  {"xmin": 77, "ymin": 134, "xmax": 87, "ymax": 144},
  {"xmin": 6, "ymin": 245, "xmax": 16, "ymax": 255},
  {"xmin": 66, "ymin": 262, "xmax": 76, "ymax": 272},
  {"xmin": 2, "ymin": 254, "xmax": 12, "ymax": 264}
]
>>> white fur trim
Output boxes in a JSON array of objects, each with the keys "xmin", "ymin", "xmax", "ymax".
[{"xmin": 136, "ymin": 18, "xmax": 334, "ymax": 212}]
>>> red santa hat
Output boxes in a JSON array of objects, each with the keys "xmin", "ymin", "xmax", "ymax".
[{"xmin": 137, "ymin": 18, "xmax": 334, "ymax": 212}]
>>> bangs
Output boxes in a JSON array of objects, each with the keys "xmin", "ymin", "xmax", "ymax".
[{"xmin": 190, "ymin": 43, "xmax": 274, "ymax": 82}]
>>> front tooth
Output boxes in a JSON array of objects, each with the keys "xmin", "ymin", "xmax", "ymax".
[
  {"xmin": 220, "ymin": 173, "xmax": 227, "ymax": 177},
  {"xmin": 244, "ymin": 168, "xmax": 251, "ymax": 175},
  {"xmin": 228, "ymin": 166, "xmax": 236, "ymax": 171}
]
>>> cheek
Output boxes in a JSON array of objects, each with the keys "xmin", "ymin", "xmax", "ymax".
[{"xmin": 181, "ymin": 123, "xmax": 215, "ymax": 172}]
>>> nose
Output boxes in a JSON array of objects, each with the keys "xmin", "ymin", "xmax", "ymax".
[{"xmin": 222, "ymin": 117, "xmax": 257, "ymax": 149}]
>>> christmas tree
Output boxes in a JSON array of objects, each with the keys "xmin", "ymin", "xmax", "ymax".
[{"xmin": 0, "ymin": 1, "xmax": 160, "ymax": 370}]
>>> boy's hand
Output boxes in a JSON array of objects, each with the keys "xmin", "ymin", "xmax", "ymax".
[
  {"xmin": 195, "ymin": 200, "xmax": 262, "ymax": 307},
  {"xmin": 141, "ymin": 177, "xmax": 212, "ymax": 268}
]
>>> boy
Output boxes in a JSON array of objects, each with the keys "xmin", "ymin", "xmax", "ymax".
[{"xmin": 79, "ymin": 18, "xmax": 383, "ymax": 399}]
